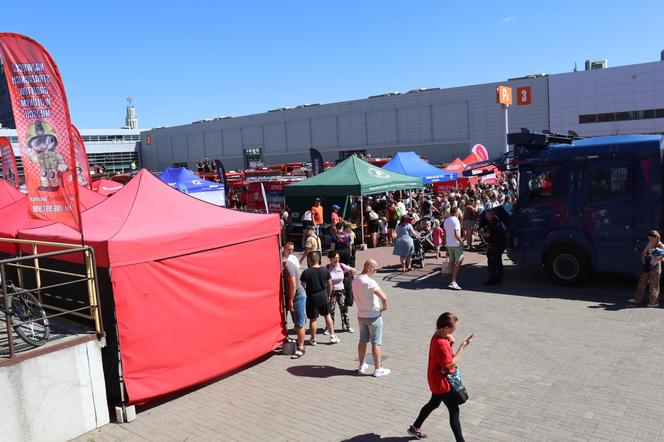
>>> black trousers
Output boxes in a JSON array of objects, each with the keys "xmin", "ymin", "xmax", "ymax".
[
  {"xmin": 487, "ymin": 246, "xmax": 505, "ymax": 283},
  {"xmin": 337, "ymin": 247, "xmax": 351, "ymax": 265},
  {"xmin": 413, "ymin": 393, "xmax": 464, "ymax": 441}
]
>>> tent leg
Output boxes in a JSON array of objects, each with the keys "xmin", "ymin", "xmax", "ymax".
[
  {"xmin": 114, "ymin": 323, "xmax": 136, "ymax": 423},
  {"xmin": 109, "ymin": 269, "xmax": 136, "ymax": 424},
  {"xmin": 358, "ymin": 197, "xmax": 367, "ymax": 250},
  {"xmin": 278, "ymin": 234, "xmax": 288, "ymax": 332}
]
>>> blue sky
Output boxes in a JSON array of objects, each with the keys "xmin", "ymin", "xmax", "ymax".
[{"xmin": 2, "ymin": 1, "xmax": 663, "ymax": 129}]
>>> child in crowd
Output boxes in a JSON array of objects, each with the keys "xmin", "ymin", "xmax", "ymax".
[
  {"xmin": 432, "ymin": 219, "xmax": 444, "ymax": 258},
  {"xmin": 380, "ymin": 217, "xmax": 389, "ymax": 246}
]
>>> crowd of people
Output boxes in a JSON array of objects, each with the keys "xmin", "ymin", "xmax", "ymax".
[
  {"xmin": 281, "ymin": 174, "xmax": 516, "ymax": 288},
  {"xmin": 275, "ymin": 162, "xmax": 664, "ymax": 441},
  {"xmin": 277, "ymin": 177, "xmax": 517, "ymax": 440}
]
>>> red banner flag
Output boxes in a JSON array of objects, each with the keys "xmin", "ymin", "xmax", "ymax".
[
  {"xmin": 0, "ymin": 33, "xmax": 82, "ymax": 231},
  {"xmin": 0, "ymin": 136, "xmax": 20, "ymax": 188},
  {"xmin": 71, "ymin": 125, "xmax": 92, "ymax": 189}
]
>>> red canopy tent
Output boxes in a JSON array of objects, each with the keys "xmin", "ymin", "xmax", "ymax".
[
  {"xmin": 18, "ymin": 170, "xmax": 284, "ymax": 404},
  {"xmin": 92, "ymin": 179, "xmax": 124, "ymax": 196},
  {"xmin": 443, "ymin": 157, "xmax": 466, "ymax": 173},
  {"xmin": 0, "ymin": 186, "xmax": 106, "ymax": 254},
  {"xmin": 0, "ymin": 179, "xmax": 24, "ymax": 208}
]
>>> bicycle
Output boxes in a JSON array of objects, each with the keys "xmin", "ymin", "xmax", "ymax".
[{"xmin": 0, "ymin": 278, "xmax": 50, "ymax": 347}]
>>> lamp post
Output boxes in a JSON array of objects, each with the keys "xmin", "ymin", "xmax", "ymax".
[{"xmin": 496, "ymin": 85, "xmax": 513, "ymax": 154}]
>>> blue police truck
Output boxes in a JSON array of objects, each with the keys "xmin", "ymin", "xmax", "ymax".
[{"xmin": 497, "ymin": 131, "xmax": 664, "ymax": 285}]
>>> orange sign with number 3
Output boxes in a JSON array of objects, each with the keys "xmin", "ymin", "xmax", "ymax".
[{"xmin": 517, "ymin": 86, "xmax": 531, "ymax": 105}]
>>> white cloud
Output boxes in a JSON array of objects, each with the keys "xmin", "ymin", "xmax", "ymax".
[{"xmin": 500, "ymin": 16, "xmax": 515, "ymax": 23}]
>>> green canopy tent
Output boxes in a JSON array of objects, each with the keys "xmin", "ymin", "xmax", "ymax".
[{"xmin": 285, "ymin": 155, "xmax": 423, "ymax": 245}]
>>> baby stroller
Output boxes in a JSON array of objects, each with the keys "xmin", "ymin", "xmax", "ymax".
[
  {"xmin": 413, "ymin": 216, "xmax": 437, "ymax": 254},
  {"xmin": 473, "ymin": 221, "xmax": 489, "ymax": 253},
  {"xmin": 411, "ymin": 237, "xmax": 425, "ymax": 269}
]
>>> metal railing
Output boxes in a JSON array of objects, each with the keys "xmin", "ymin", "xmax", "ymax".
[{"xmin": 0, "ymin": 238, "xmax": 104, "ymax": 358}]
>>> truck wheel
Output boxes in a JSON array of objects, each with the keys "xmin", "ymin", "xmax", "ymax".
[{"xmin": 545, "ymin": 247, "xmax": 589, "ymax": 286}]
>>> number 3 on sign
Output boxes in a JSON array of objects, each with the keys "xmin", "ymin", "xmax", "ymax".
[{"xmin": 517, "ymin": 86, "xmax": 531, "ymax": 105}]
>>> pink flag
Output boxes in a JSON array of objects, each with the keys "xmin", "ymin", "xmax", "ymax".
[{"xmin": 0, "ymin": 136, "xmax": 20, "ymax": 188}]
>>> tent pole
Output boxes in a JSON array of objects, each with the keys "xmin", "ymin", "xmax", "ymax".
[
  {"xmin": 260, "ymin": 182, "xmax": 269, "ymax": 213},
  {"xmin": 359, "ymin": 196, "xmax": 365, "ymax": 246}
]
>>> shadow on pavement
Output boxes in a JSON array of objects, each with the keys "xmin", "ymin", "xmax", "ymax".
[
  {"xmin": 384, "ymin": 258, "xmax": 640, "ymax": 311},
  {"xmin": 377, "ymin": 264, "xmax": 402, "ymax": 273},
  {"xmin": 136, "ymin": 353, "xmax": 274, "ymax": 414},
  {"xmin": 287, "ymin": 365, "xmax": 358, "ymax": 378},
  {"xmin": 341, "ymin": 433, "xmax": 413, "ymax": 442}
]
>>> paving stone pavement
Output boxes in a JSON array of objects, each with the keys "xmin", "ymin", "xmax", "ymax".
[{"xmin": 75, "ymin": 247, "xmax": 664, "ymax": 442}]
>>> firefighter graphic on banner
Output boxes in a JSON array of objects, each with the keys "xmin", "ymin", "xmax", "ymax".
[{"xmin": 0, "ymin": 33, "xmax": 82, "ymax": 230}]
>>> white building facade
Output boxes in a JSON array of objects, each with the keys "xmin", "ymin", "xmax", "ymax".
[{"xmin": 133, "ymin": 57, "xmax": 664, "ymax": 171}]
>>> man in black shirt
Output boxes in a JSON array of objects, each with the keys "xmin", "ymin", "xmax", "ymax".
[
  {"xmin": 480, "ymin": 209, "xmax": 507, "ymax": 285},
  {"xmin": 300, "ymin": 252, "xmax": 340, "ymax": 345}
]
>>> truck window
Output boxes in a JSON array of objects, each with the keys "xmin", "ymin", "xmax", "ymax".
[
  {"xmin": 589, "ymin": 166, "xmax": 630, "ymax": 201},
  {"xmin": 526, "ymin": 170, "xmax": 558, "ymax": 202}
]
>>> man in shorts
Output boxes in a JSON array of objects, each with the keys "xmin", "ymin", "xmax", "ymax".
[
  {"xmin": 300, "ymin": 225, "xmax": 322, "ymax": 265},
  {"xmin": 443, "ymin": 208, "xmax": 464, "ymax": 290},
  {"xmin": 282, "ymin": 242, "xmax": 307, "ymax": 358},
  {"xmin": 300, "ymin": 252, "xmax": 340, "ymax": 345},
  {"xmin": 352, "ymin": 259, "xmax": 390, "ymax": 377}
]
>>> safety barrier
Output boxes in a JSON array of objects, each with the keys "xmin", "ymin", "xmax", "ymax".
[{"xmin": 0, "ymin": 238, "xmax": 104, "ymax": 358}]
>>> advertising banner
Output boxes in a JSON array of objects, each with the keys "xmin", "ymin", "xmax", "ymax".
[
  {"xmin": 71, "ymin": 125, "xmax": 92, "ymax": 189},
  {"xmin": 0, "ymin": 33, "xmax": 81, "ymax": 230},
  {"xmin": 214, "ymin": 159, "xmax": 228, "ymax": 201},
  {"xmin": 246, "ymin": 181, "xmax": 288, "ymax": 213},
  {"xmin": 0, "ymin": 136, "xmax": 20, "ymax": 188},
  {"xmin": 471, "ymin": 144, "xmax": 489, "ymax": 162},
  {"xmin": 433, "ymin": 177, "xmax": 475, "ymax": 193},
  {"xmin": 310, "ymin": 148, "xmax": 324, "ymax": 176}
]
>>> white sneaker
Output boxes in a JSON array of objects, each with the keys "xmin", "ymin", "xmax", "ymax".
[
  {"xmin": 358, "ymin": 363, "xmax": 369, "ymax": 374},
  {"xmin": 628, "ymin": 298, "xmax": 638, "ymax": 303},
  {"xmin": 346, "ymin": 327, "xmax": 355, "ymax": 333},
  {"xmin": 329, "ymin": 335, "xmax": 340, "ymax": 344},
  {"xmin": 449, "ymin": 282, "xmax": 462, "ymax": 290},
  {"xmin": 373, "ymin": 367, "xmax": 391, "ymax": 377},
  {"xmin": 647, "ymin": 303, "xmax": 660, "ymax": 308},
  {"xmin": 323, "ymin": 329, "xmax": 330, "ymax": 335}
]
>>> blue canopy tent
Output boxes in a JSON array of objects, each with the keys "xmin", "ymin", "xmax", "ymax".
[
  {"xmin": 159, "ymin": 167, "xmax": 226, "ymax": 206},
  {"xmin": 382, "ymin": 152, "xmax": 458, "ymax": 184}
]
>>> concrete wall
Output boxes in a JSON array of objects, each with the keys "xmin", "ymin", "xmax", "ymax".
[
  {"xmin": 140, "ymin": 76, "xmax": 549, "ymax": 171},
  {"xmin": 0, "ymin": 338, "xmax": 109, "ymax": 442},
  {"xmin": 549, "ymin": 61, "xmax": 664, "ymax": 137}
]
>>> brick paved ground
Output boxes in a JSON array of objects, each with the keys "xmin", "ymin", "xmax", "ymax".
[{"xmin": 76, "ymin": 247, "xmax": 664, "ymax": 442}]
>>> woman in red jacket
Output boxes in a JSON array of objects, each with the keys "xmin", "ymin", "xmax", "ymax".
[{"xmin": 408, "ymin": 312, "xmax": 472, "ymax": 441}]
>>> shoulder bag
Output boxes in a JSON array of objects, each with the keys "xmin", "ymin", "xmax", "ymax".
[{"xmin": 445, "ymin": 369, "xmax": 469, "ymax": 405}]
